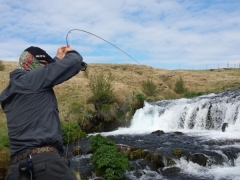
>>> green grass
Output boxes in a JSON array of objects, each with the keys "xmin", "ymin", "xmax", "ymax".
[{"xmin": 0, "ymin": 120, "xmax": 9, "ymax": 151}]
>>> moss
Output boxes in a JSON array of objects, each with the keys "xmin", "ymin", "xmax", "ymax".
[
  {"xmin": 130, "ymin": 149, "xmax": 142, "ymax": 160},
  {"xmin": 172, "ymin": 148, "xmax": 182, "ymax": 158}
]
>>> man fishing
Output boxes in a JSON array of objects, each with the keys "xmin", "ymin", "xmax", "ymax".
[{"xmin": 0, "ymin": 45, "xmax": 86, "ymax": 180}]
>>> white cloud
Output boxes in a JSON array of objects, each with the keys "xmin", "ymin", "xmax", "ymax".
[{"xmin": 0, "ymin": 0, "xmax": 240, "ymax": 69}]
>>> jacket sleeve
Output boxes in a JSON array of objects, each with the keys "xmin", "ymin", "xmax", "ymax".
[{"xmin": 26, "ymin": 50, "xmax": 83, "ymax": 91}]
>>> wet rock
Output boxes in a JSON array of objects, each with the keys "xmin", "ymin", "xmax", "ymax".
[
  {"xmin": 187, "ymin": 153, "xmax": 208, "ymax": 166},
  {"xmin": 116, "ymin": 144, "xmax": 131, "ymax": 157},
  {"xmin": 172, "ymin": 148, "xmax": 182, "ymax": 158},
  {"xmin": 151, "ymin": 153, "xmax": 165, "ymax": 168},
  {"xmin": 130, "ymin": 149, "xmax": 142, "ymax": 160},
  {"xmin": 142, "ymin": 149, "xmax": 150, "ymax": 158},
  {"xmin": 151, "ymin": 130, "xmax": 165, "ymax": 136},
  {"xmin": 162, "ymin": 166, "xmax": 181, "ymax": 175},
  {"xmin": 173, "ymin": 131, "xmax": 184, "ymax": 135},
  {"xmin": 164, "ymin": 157, "xmax": 176, "ymax": 166},
  {"xmin": 72, "ymin": 146, "xmax": 82, "ymax": 156},
  {"xmin": 130, "ymin": 159, "xmax": 158, "ymax": 172},
  {"xmin": 222, "ymin": 123, "xmax": 228, "ymax": 132}
]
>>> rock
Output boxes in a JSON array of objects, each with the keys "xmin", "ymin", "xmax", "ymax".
[
  {"xmin": 151, "ymin": 153, "xmax": 165, "ymax": 168},
  {"xmin": 164, "ymin": 157, "xmax": 176, "ymax": 166},
  {"xmin": 173, "ymin": 131, "xmax": 184, "ymax": 135},
  {"xmin": 81, "ymin": 120, "xmax": 95, "ymax": 133},
  {"xmin": 151, "ymin": 130, "xmax": 165, "ymax": 136},
  {"xmin": 162, "ymin": 167, "xmax": 181, "ymax": 174},
  {"xmin": 144, "ymin": 153, "xmax": 152, "ymax": 162},
  {"xmin": 172, "ymin": 148, "xmax": 182, "ymax": 158},
  {"xmin": 130, "ymin": 149, "xmax": 142, "ymax": 160},
  {"xmin": 72, "ymin": 146, "xmax": 82, "ymax": 156},
  {"xmin": 116, "ymin": 144, "xmax": 131, "ymax": 157},
  {"xmin": 187, "ymin": 153, "xmax": 208, "ymax": 166},
  {"xmin": 222, "ymin": 123, "xmax": 228, "ymax": 132},
  {"xmin": 142, "ymin": 149, "xmax": 150, "ymax": 158}
]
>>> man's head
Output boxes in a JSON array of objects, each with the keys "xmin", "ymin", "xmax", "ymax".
[{"xmin": 18, "ymin": 46, "xmax": 55, "ymax": 70}]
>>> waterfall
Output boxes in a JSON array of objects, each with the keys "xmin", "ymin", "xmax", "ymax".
[{"xmin": 129, "ymin": 90, "xmax": 240, "ymax": 133}]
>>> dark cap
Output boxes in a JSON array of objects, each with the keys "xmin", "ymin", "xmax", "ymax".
[{"xmin": 24, "ymin": 46, "xmax": 55, "ymax": 63}]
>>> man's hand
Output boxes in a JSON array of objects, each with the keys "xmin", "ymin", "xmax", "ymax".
[{"xmin": 56, "ymin": 45, "xmax": 73, "ymax": 59}]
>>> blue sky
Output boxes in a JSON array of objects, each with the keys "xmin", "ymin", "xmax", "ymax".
[{"xmin": 0, "ymin": 0, "xmax": 240, "ymax": 70}]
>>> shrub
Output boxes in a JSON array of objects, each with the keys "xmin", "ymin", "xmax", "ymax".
[
  {"xmin": 68, "ymin": 102, "xmax": 85, "ymax": 123},
  {"xmin": 174, "ymin": 77, "xmax": 186, "ymax": 94},
  {"xmin": 90, "ymin": 135, "xmax": 129, "ymax": 180},
  {"xmin": 90, "ymin": 134, "xmax": 115, "ymax": 152},
  {"xmin": 0, "ymin": 60, "xmax": 5, "ymax": 71},
  {"xmin": 131, "ymin": 93, "xmax": 146, "ymax": 111},
  {"xmin": 61, "ymin": 121, "xmax": 86, "ymax": 144},
  {"xmin": 142, "ymin": 77, "xmax": 157, "ymax": 96},
  {"xmin": 89, "ymin": 72, "xmax": 115, "ymax": 110}
]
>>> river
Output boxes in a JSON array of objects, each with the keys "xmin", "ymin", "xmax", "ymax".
[{"xmin": 69, "ymin": 89, "xmax": 240, "ymax": 180}]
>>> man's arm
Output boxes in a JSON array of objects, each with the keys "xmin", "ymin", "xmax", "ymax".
[{"xmin": 26, "ymin": 46, "xmax": 83, "ymax": 91}]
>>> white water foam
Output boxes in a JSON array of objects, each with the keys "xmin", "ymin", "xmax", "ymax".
[{"xmin": 176, "ymin": 155, "xmax": 240, "ymax": 180}]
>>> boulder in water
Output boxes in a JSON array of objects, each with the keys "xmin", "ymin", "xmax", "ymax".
[
  {"xmin": 72, "ymin": 146, "xmax": 82, "ymax": 156},
  {"xmin": 162, "ymin": 166, "xmax": 181, "ymax": 175},
  {"xmin": 187, "ymin": 153, "xmax": 208, "ymax": 166},
  {"xmin": 151, "ymin": 153, "xmax": 165, "ymax": 168},
  {"xmin": 130, "ymin": 149, "xmax": 142, "ymax": 160},
  {"xmin": 173, "ymin": 131, "xmax": 184, "ymax": 135},
  {"xmin": 222, "ymin": 123, "xmax": 228, "ymax": 132},
  {"xmin": 172, "ymin": 148, "xmax": 182, "ymax": 158},
  {"xmin": 151, "ymin": 130, "xmax": 165, "ymax": 136},
  {"xmin": 116, "ymin": 144, "xmax": 131, "ymax": 157}
]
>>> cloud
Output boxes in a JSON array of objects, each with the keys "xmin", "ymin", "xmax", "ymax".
[{"xmin": 0, "ymin": 0, "xmax": 240, "ymax": 69}]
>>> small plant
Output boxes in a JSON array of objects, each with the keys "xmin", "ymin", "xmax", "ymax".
[
  {"xmin": 174, "ymin": 77, "xmax": 186, "ymax": 94},
  {"xmin": 89, "ymin": 72, "xmax": 115, "ymax": 110},
  {"xmin": 61, "ymin": 121, "xmax": 86, "ymax": 144},
  {"xmin": 142, "ymin": 77, "xmax": 157, "ymax": 96},
  {"xmin": 131, "ymin": 93, "xmax": 146, "ymax": 111},
  {"xmin": 90, "ymin": 134, "xmax": 130, "ymax": 180},
  {"xmin": 0, "ymin": 60, "xmax": 5, "ymax": 71}
]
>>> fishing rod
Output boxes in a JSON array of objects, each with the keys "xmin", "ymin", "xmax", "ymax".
[{"xmin": 65, "ymin": 29, "xmax": 141, "ymax": 65}]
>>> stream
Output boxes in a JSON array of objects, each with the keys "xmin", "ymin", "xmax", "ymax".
[{"xmin": 67, "ymin": 89, "xmax": 240, "ymax": 180}]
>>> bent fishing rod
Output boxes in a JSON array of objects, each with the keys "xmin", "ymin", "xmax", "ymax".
[{"xmin": 65, "ymin": 29, "xmax": 141, "ymax": 65}]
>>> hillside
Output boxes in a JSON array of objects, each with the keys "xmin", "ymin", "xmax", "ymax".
[{"xmin": 1, "ymin": 61, "xmax": 240, "ymax": 122}]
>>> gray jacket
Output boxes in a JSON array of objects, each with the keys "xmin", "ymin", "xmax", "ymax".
[{"xmin": 0, "ymin": 50, "xmax": 83, "ymax": 157}]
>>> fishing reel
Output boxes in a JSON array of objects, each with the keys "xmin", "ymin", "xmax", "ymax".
[{"xmin": 80, "ymin": 61, "xmax": 87, "ymax": 71}]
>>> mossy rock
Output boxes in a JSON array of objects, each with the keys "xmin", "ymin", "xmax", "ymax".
[
  {"xmin": 172, "ymin": 148, "xmax": 182, "ymax": 158},
  {"xmin": 130, "ymin": 149, "xmax": 142, "ymax": 160},
  {"xmin": 151, "ymin": 153, "xmax": 164, "ymax": 168}
]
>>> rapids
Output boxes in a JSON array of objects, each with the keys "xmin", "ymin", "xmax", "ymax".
[{"xmin": 69, "ymin": 89, "xmax": 240, "ymax": 180}]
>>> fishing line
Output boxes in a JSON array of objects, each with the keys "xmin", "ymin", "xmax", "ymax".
[{"xmin": 66, "ymin": 29, "xmax": 141, "ymax": 65}]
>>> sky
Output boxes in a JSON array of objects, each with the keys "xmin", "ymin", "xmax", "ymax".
[{"xmin": 1, "ymin": 0, "xmax": 240, "ymax": 70}]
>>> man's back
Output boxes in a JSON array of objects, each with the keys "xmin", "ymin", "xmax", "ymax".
[{"xmin": 0, "ymin": 50, "xmax": 83, "ymax": 157}]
